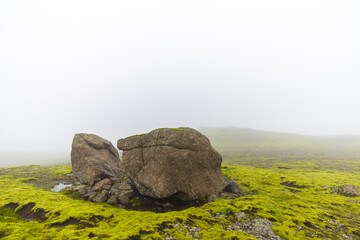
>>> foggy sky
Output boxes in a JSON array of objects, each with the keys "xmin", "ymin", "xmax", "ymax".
[{"xmin": 1, "ymin": 0, "xmax": 360, "ymax": 152}]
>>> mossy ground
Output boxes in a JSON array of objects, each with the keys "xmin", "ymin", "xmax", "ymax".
[
  {"xmin": 1, "ymin": 157, "xmax": 360, "ymax": 239},
  {"xmin": 2, "ymin": 128, "xmax": 360, "ymax": 240},
  {"xmin": 0, "ymin": 165, "xmax": 252, "ymax": 240}
]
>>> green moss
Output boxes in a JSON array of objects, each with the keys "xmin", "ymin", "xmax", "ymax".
[{"xmin": 220, "ymin": 207, "xmax": 235, "ymax": 216}]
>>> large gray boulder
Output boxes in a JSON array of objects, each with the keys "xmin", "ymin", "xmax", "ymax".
[
  {"xmin": 71, "ymin": 133, "xmax": 123, "ymax": 185},
  {"xmin": 117, "ymin": 127, "xmax": 223, "ymax": 200}
]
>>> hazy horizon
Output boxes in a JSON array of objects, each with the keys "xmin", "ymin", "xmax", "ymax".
[
  {"xmin": 1, "ymin": 1, "xmax": 360, "ymax": 155},
  {"xmin": 2, "ymin": 125, "xmax": 360, "ymax": 167}
]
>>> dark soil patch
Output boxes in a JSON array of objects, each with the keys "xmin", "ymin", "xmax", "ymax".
[
  {"xmin": 304, "ymin": 220, "xmax": 317, "ymax": 229},
  {"xmin": 51, "ymin": 217, "xmax": 80, "ymax": 227},
  {"xmin": 89, "ymin": 215, "xmax": 104, "ymax": 222},
  {"xmin": 243, "ymin": 207, "xmax": 258, "ymax": 215},
  {"xmin": 286, "ymin": 187, "xmax": 301, "ymax": 193},
  {"xmin": 17, "ymin": 202, "xmax": 48, "ymax": 221},
  {"xmin": 156, "ymin": 221, "xmax": 173, "ymax": 231},
  {"xmin": 3, "ymin": 202, "xmax": 19, "ymax": 210},
  {"xmin": 331, "ymin": 203, "xmax": 341, "ymax": 206},
  {"xmin": 268, "ymin": 217, "xmax": 277, "ymax": 222},
  {"xmin": 0, "ymin": 230, "xmax": 7, "ymax": 238},
  {"xmin": 127, "ymin": 235, "xmax": 141, "ymax": 240},
  {"xmin": 323, "ymin": 213, "xmax": 336, "ymax": 220},
  {"xmin": 139, "ymin": 230, "xmax": 155, "ymax": 235},
  {"xmin": 123, "ymin": 195, "xmax": 204, "ymax": 213},
  {"xmin": 50, "ymin": 216, "xmax": 101, "ymax": 229},
  {"xmin": 352, "ymin": 230, "xmax": 360, "ymax": 237},
  {"xmin": 280, "ymin": 181, "xmax": 306, "ymax": 189}
]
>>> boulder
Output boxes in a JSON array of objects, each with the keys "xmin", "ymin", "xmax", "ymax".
[
  {"xmin": 327, "ymin": 185, "xmax": 360, "ymax": 197},
  {"xmin": 117, "ymin": 127, "xmax": 223, "ymax": 200},
  {"xmin": 338, "ymin": 185, "xmax": 360, "ymax": 197},
  {"xmin": 224, "ymin": 181, "xmax": 241, "ymax": 194},
  {"xmin": 71, "ymin": 133, "xmax": 123, "ymax": 185}
]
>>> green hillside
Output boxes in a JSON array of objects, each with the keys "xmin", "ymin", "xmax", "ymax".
[{"xmin": 199, "ymin": 127, "xmax": 360, "ymax": 158}]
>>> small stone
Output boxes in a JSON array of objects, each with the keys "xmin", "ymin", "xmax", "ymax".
[
  {"xmin": 88, "ymin": 193, "xmax": 97, "ymax": 201},
  {"xmin": 162, "ymin": 202, "xmax": 174, "ymax": 208},
  {"xmin": 224, "ymin": 181, "xmax": 241, "ymax": 194},
  {"xmin": 118, "ymin": 190, "xmax": 134, "ymax": 205},
  {"xmin": 109, "ymin": 189, "xmax": 121, "ymax": 196},
  {"xmin": 206, "ymin": 194, "xmax": 218, "ymax": 202},
  {"xmin": 107, "ymin": 195, "xmax": 118, "ymax": 204},
  {"xmin": 234, "ymin": 212, "xmax": 246, "ymax": 221},
  {"xmin": 92, "ymin": 178, "xmax": 113, "ymax": 191},
  {"xmin": 84, "ymin": 191, "xmax": 97, "ymax": 198},
  {"xmin": 78, "ymin": 186, "xmax": 88, "ymax": 195},
  {"xmin": 348, "ymin": 199, "xmax": 360, "ymax": 203},
  {"xmin": 93, "ymin": 190, "xmax": 109, "ymax": 203}
]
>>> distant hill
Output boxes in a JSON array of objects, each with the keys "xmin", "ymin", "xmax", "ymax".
[
  {"xmin": 0, "ymin": 152, "xmax": 70, "ymax": 168},
  {"xmin": 199, "ymin": 127, "xmax": 360, "ymax": 157}
]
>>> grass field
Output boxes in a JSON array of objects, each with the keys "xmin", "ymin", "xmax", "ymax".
[{"xmin": 1, "ymin": 127, "xmax": 360, "ymax": 239}]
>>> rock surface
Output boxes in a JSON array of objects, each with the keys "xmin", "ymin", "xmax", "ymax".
[
  {"xmin": 338, "ymin": 185, "xmax": 360, "ymax": 197},
  {"xmin": 224, "ymin": 181, "xmax": 241, "ymax": 194},
  {"xmin": 117, "ymin": 127, "xmax": 223, "ymax": 200},
  {"xmin": 327, "ymin": 185, "xmax": 360, "ymax": 197},
  {"xmin": 71, "ymin": 133, "xmax": 123, "ymax": 185}
]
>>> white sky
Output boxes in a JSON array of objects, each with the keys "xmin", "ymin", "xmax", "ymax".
[{"xmin": 1, "ymin": 0, "xmax": 360, "ymax": 152}]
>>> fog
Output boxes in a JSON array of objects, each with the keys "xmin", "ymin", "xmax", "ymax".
[{"xmin": 1, "ymin": 1, "xmax": 360, "ymax": 165}]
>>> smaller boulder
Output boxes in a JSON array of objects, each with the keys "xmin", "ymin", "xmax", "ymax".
[
  {"xmin": 224, "ymin": 181, "xmax": 241, "ymax": 194},
  {"xmin": 338, "ymin": 185, "xmax": 360, "ymax": 197},
  {"xmin": 71, "ymin": 133, "xmax": 123, "ymax": 186}
]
